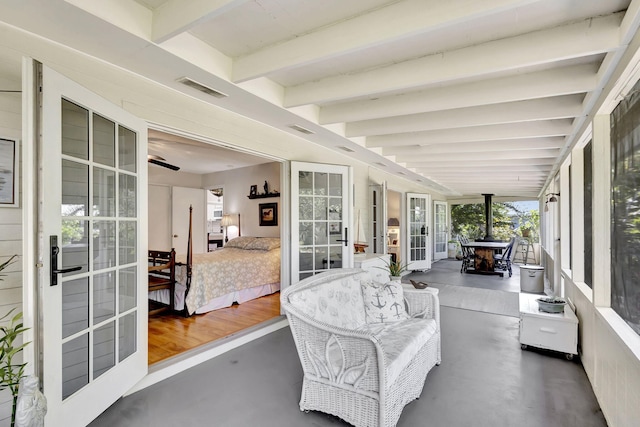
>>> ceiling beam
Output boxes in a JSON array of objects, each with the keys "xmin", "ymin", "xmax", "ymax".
[
  {"xmin": 417, "ymin": 166, "xmax": 553, "ymax": 173},
  {"xmin": 232, "ymin": 0, "xmax": 537, "ymax": 82},
  {"xmin": 409, "ymin": 158, "xmax": 556, "ymax": 169},
  {"xmin": 366, "ymin": 120, "xmax": 572, "ymax": 148},
  {"xmin": 320, "ymin": 64, "xmax": 597, "ymax": 124},
  {"xmin": 393, "ymin": 149, "xmax": 560, "ymax": 162},
  {"xmin": 346, "ymin": 94, "xmax": 584, "ymax": 137},
  {"xmin": 284, "ymin": 13, "xmax": 622, "ymax": 107},
  {"xmin": 383, "ymin": 137, "xmax": 565, "ymax": 155},
  {"xmin": 152, "ymin": 0, "xmax": 247, "ymax": 43}
]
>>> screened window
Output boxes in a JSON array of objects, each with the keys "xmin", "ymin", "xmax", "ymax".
[
  {"xmin": 611, "ymin": 88, "xmax": 640, "ymax": 335},
  {"xmin": 583, "ymin": 141, "xmax": 593, "ymax": 288}
]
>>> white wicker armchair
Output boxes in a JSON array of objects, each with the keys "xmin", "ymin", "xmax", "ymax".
[{"xmin": 281, "ymin": 268, "xmax": 441, "ymax": 427}]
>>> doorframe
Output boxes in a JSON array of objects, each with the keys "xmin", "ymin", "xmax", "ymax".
[{"xmin": 21, "ymin": 57, "xmax": 39, "ymax": 376}]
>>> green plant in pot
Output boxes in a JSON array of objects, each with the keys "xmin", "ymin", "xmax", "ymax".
[
  {"xmin": 376, "ymin": 258, "xmax": 410, "ymax": 280},
  {"xmin": 0, "ymin": 255, "xmax": 29, "ymax": 427}
]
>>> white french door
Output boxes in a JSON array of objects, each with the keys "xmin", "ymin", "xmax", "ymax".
[
  {"xmin": 36, "ymin": 64, "xmax": 148, "ymax": 426},
  {"xmin": 434, "ymin": 201, "xmax": 448, "ymax": 260},
  {"xmin": 406, "ymin": 193, "xmax": 431, "ymax": 270},
  {"xmin": 291, "ymin": 162, "xmax": 352, "ymax": 282}
]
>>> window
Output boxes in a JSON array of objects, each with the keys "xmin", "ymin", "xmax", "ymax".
[
  {"xmin": 583, "ymin": 140, "xmax": 593, "ymax": 288},
  {"xmin": 611, "ymin": 88, "xmax": 640, "ymax": 334}
]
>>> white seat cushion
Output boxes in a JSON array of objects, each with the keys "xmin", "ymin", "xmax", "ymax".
[{"xmin": 366, "ymin": 318, "xmax": 437, "ymax": 386}]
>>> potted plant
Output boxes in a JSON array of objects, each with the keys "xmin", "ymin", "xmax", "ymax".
[
  {"xmin": 447, "ymin": 240, "xmax": 459, "ymax": 258},
  {"xmin": 0, "ymin": 254, "xmax": 29, "ymax": 427},
  {"xmin": 377, "ymin": 258, "xmax": 410, "ymax": 281}
]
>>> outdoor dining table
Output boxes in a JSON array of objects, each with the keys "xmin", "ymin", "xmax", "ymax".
[{"xmin": 460, "ymin": 241, "xmax": 510, "ymax": 276}]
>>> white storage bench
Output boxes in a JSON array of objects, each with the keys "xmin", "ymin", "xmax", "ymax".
[{"xmin": 519, "ymin": 293, "xmax": 578, "ymax": 360}]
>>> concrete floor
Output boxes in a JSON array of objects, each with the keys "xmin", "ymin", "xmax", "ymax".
[
  {"xmin": 406, "ymin": 258, "xmax": 551, "ymax": 295},
  {"xmin": 91, "ymin": 260, "xmax": 604, "ymax": 427}
]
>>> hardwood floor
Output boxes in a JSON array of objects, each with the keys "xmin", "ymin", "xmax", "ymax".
[{"xmin": 148, "ymin": 292, "xmax": 281, "ymax": 365}]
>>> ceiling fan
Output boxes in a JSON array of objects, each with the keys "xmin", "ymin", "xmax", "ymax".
[{"xmin": 147, "ymin": 154, "xmax": 180, "ymax": 171}]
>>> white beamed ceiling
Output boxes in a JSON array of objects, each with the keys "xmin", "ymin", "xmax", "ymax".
[{"xmin": 2, "ymin": 0, "xmax": 637, "ymax": 198}]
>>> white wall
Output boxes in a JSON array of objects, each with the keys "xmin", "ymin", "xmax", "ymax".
[
  {"xmin": 0, "ymin": 73, "xmax": 21, "ymax": 426},
  {"xmin": 203, "ymin": 162, "xmax": 281, "ymax": 238}
]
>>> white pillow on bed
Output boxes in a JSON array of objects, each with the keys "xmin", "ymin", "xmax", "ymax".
[
  {"xmin": 224, "ymin": 236, "xmax": 256, "ymax": 249},
  {"xmin": 245, "ymin": 237, "xmax": 280, "ymax": 251}
]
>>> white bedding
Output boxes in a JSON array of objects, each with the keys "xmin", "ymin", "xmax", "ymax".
[{"xmin": 149, "ymin": 241, "xmax": 281, "ymax": 314}]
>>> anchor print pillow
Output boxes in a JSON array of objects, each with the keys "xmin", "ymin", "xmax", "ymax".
[{"xmin": 361, "ymin": 281, "xmax": 409, "ymax": 324}]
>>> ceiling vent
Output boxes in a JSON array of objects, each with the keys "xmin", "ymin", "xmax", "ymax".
[
  {"xmin": 177, "ymin": 77, "xmax": 228, "ymax": 98},
  {"xmin": 375, "ymin": 162, "xmax": 387, "ymax": 167},
  {"xmin": 337, "ymin": 146, "xmax": 355, "ymax": 152},
  {"xmin": 289, "ymin": 124, "xmax": 315, "ymax": 135}
]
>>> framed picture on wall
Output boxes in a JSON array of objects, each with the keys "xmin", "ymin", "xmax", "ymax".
[
  {"xmin": 259, "ymin": 202, "xmax": 278, "ymax": 226},
  {"xmin": 0, "ymin": 138, "xmax": 19, "ymax": 207}
]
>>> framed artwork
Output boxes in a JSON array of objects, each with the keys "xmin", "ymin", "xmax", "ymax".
[
  {"xmin": 249, "ymin": 185, "xmax": 257, "ymax": 197},
  {"xmin": 0, "ymin": 138, "xmax": 19, "ymax": 207},
  {"xmin": 259, "ymin": 202, "xmax": 278, "ymax": 226}
]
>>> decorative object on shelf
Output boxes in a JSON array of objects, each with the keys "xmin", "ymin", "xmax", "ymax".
[
  {"xmin": 354, "ymin": 209, "xmax": 368, "ymax": 253},
  {"xmin": 247, "ymin": 180, "xmax": 280, "ymax": 199},
  {"xmin": 259, "ymin": 202, "xmax": 278, "ymax": 226},
  {"xmin": 387, "ymin": 217, "xmax": 400, "ymax": 227},
  {"xmin": 221, "ymin": 213, "xmax": 239, "ymax": 242},
  {"xmin": 536, "ymin": 297, "xmax": 566, "ymax": 313}
]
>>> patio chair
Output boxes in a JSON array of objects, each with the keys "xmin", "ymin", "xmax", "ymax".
[
  {"xmin": 494, "ymin": 237, "xmax": 517, "ymax": 277},
  {"xmin": 458, "ymin": 235, "xmax": 475, "ymax": 273}
]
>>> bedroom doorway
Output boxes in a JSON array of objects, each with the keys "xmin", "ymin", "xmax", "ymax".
[{"xmin": 146, "ymin": 128, "xmax": 287, "ymax": 365}]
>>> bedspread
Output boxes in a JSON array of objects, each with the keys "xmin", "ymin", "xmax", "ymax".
[{"xmin": 176, "ymin": 248, "xmax": 280, "ymax": 314}]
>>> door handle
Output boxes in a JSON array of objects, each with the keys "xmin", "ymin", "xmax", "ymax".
[
  {"xmin": 50, "ymin": 235, "xmax": 82, "ymax": 286},
  {"xmin": 336, "ymin": 227, "xmax": 349, "ymax": 247}
]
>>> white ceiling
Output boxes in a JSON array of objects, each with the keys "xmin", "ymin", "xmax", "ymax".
[{"xmin": 1, "ymin": 0, "xmax": 637, "ymax": 199}]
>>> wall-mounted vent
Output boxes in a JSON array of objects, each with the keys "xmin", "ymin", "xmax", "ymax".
[
  {"xmin": 289, "ymin": 124, "xmax": 315, "ymax": 135},
  {"xmin": 337, "ymin": 146, "xmax": 355, "ymax": 152},
  {"xmin": 177, "ymin": 77, "xmax": 228, "ymax": 98}
]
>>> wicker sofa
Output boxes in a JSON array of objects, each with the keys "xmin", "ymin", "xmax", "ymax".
[{"xmin": 281, "ymin": 268, "xmax": 441, "ymax": 427}]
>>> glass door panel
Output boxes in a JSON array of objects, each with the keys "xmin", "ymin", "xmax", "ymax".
[
  {"xmin": 39, "ymin": 64, "xmax": 147, "ymax": 426},
  {"xmin": 434, "ymin": 201, "xmax": 448, "ymax": 260},
  {"xmin": 292, "ymin": 162, "xmax": 351, "ymax": 282},
  {"xmin": 406, "ymin": 193, "xmax": 431, "ymax": 270}
]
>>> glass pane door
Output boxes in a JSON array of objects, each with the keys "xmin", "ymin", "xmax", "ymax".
[
  {"xmin": 434, "ymin": 201, "xmax": 448, "ymax": 260},
  {"xmin": 292, "ymin": 162, "xmax": 351, "ymax": 282},
  {"xmin": 406, "ymin": 193, "xmax": 431, "ymax": 270},
  {"xmin": 39, "ymin": 64, "xmax": 147, "ymax": 427}
]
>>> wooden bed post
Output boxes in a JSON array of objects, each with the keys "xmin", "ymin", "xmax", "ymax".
[{"xmin": 184, "ymin": 205, "xmax": 193, "ymax": 317}]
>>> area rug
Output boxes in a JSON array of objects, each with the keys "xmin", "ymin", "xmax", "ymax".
[{"xmin": 426, "ymin": 283, "xmax": 520, "ymax": 318}]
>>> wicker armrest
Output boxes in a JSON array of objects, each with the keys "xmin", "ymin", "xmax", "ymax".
[
  {"xmin": 285, "ymin": 309, "xmax": 383, "ymax": 393},
  {"xmin": 404, "ymin": 288, "xmax": 440, "ymax": 325}
]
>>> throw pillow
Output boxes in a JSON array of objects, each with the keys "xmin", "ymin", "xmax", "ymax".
[{"xmin": 361, "ymin": 281, "xmax": 409, "ymax": 324}]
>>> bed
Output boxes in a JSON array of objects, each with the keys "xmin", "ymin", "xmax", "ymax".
[
  {"xmin": 149, "ymin": 236, "xmax": 281, "ymax": 315},
  {"xmin": 149, "ymin": 205, "xmax": 281, "ymax": 314}
]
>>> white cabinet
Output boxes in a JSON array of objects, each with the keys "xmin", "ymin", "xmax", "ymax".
[
  {"xmin": 519, "ymin": 293, "xmax": 578, "ymax": 359},
  {"xmin": 355, "ymin": 253, "xmax": 391, "ymax": 283}
]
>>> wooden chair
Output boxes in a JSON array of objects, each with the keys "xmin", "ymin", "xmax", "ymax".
[
  {"xmin": 495, "ymin": 237, "xmax": 518, "ymax": 277},
  {"xmin": 148, "ymin": 249, "xmax": 176, "ymax": 315}
]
